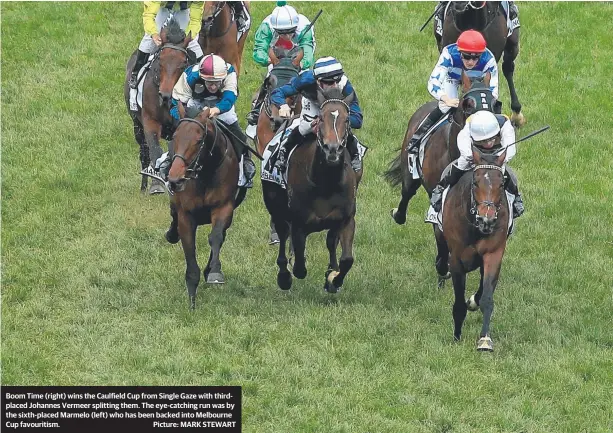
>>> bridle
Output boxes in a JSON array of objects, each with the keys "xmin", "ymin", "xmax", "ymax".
[
  {"xmin": 171, "ymin": 117, "xmax": 226, "ymax": 179},
  {"xmin": 317, "ymin": 98, "xmax": 350, "ymax": 149},
  {"xmin": 470, "ymin": 163, "xmax": 504, "ymax": 219},
  {"xmin": 202, "ymin": 2, "xmax": 234, "ymax": 37},
  {"xmin": 152, "ymin": 43, "xmax": 189, "ymax": 86}
]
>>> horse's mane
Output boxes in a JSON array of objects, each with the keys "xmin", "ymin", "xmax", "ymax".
[{"xmin": 163, "ymin": 17, "xmax": 186, "ymax": 44}]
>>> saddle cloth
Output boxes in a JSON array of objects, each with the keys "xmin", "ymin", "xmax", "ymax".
[
  {"xmin": 129, "ymin": 54, "xmax": 156, "ymax": 111},
  {"xmin": 407, "ymin": 115, "xmax": 450, "ymax": 180}
]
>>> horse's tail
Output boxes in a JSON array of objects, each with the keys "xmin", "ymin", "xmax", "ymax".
[{"xmin": 383, "ymin": 150, "xmax": 403, "ymax": 187}]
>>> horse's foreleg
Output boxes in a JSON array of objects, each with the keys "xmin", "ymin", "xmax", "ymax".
[
  {"xmin": 165, "ymin": 203, "xmax": 180, "ymax": 244},
  {"xmin": 327, "ymin": 218, "xmax": 355, "ymax": 293},
  {"xmin": 178, "ymin": 211, "xmax": 199, "ymax": 310},
  {"xmin": 133, "ymin": 118, "xmax": 149, "ymax": 192},
  {"xmin": 450, "ymin": 256, "xmax": 468, "ymax": 341},
  {"xmin": 467, "ymin": 264, "xmax": 484, "ymax": 311},
  {"xmin": 392, "ymin": 168, "xmax": 421, "ymax": 225},
  {"xmin": 143, "ymin": 118, "xmax": 166, "ymax": 194},
  {"xmin": 291, "ymin": 224, "xmax": 307, "ymax": 280},
  {"xmin": 477, "ymin": 250, "xmax": 504, "ymax": 352},
  {"xmin": 274, "ymin": 219, "xmax": 292, "ymax": 290},
  {"xmin": 206, "ymin": 204, "xmax": 234, "ymax": 285},
  {"xmin": 269, "ymin": 218, "xmax": 280, "ymax": 245},
  {"xmin": 434, "ymin": 225, "xmax": 450, "ymax": 288},
  {"xmin": 326, "ymin": 229, "xmax": 340, "ymax": 272},
  {"xmin": 503, "ymin": 29, "xmax": 525, "ymax": 127}
]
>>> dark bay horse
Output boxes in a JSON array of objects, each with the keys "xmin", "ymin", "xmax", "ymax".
[
  {"xmin": 438, "ymin": 146, "xmax": 510, "ymax": 351},
  {"xmin": 385, "ymin": 76, "xmax": 495, "ymax": 286},
  {"xmin": 124, "ymin": 19, "xmax": 193, "ymax": 194},
  {"xmin": 436, "ymin": 1, "xmax": 525, "ymax": 126},
  {"xmin": 165, "ymin": 106, "xmax": 244, "ymax": 309},
  {"xmin": 264, "ymin": 89, "xmax": 362, "ymax": 293},
  {"xmin": 199, "ymin": 1, "xmax": 250, "ymax": 76},
  {"xmin": 255, "ymin": 57, "xmax": 302, "ymax": 244}
]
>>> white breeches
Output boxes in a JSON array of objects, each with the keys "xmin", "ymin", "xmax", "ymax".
[
  {"xmin": 298, "ymin": 97, "xmax": 319, "ymax": 135},
  {"xmin": 438, "ymin": 80, "xmax": 459, "ymax": 113}
]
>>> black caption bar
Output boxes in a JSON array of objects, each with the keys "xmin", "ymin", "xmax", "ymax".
[{"xmin": 1, "ymin": 386, "xmax": 241, "ymax": 432}]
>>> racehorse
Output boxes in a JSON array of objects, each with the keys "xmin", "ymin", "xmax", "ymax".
[
  {"xmin": 436, "ymin": 1, "xmax": 525, "ymax": 126},
  {"xmin": 255, "ymin": 57, "xmax": 302, "ymax": 244},
  {"xmin": 385, "ymin": 74, "xmax": 496, "ymax": 286},
  {"xmin": 263, "ymin": 89, "xmax": 362, "ymax": 293},
  {"xmin": 438, "ymin": 145, "xmax": 510, "ymax": 351},
  {"xmin": 165, "ymin": 105, "xmax": 245, "ymax": 309},
  {"xmin": 199, "ymin": 1, "xmax": 250, "ymax": 76},
  {"xmin": 124, "ymin": 18, "xmax": 193, "ymax": 194}
]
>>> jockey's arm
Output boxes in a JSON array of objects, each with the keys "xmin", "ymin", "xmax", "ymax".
[
  {"xmin": 187, "ymin": 2, "xmax": 204, "ymax": 39},
  {"xmin": 428, "ymin": 48, "xmax": 450, "ymax": 101},
  {"xmin": 270, "ymin": 73, "xmax": 304, "ymax": 107},
  {"xmin": 483, "ymin": 51, "xmax": 500, "ymax": 99},
  {"xmin": 215, "ymin": 69, "xmax": 238, "ymax": 113},
  {"xmin": 344, "ymin": 81, "xmax": 363, "ymax": 129},
  {"xmin": 455, "ymin": 124, "xmax": 474, "ymax": 171},
  {"xmin": 143, "ymin": 1, "xmax": 162, "ymax": 35},
  {"xmin": 500, "ymin": 118, "xmax": 516, "ymax": 162},
  {"xmin": 253, "ymin": 22, "xmax": 274, "ymax": 67}
]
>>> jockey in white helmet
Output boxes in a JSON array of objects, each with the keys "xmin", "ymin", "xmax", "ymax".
[{"xmin": 430, "ymin": 110, "xmax": 524, "ymax": 217}]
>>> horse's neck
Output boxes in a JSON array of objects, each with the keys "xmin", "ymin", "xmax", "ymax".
[
  {"xmin": 310, "ymin": 143, "xmax": 346, "ymax": 187},
  {"xmin": 455, "ymin": 7, "xmax": 489, "ymax": 31},
  {"xmin": 211, "ymin": 7, "xmax": 231, "ymax": 36},
  {"xmin": 197, "ymin": 129, "xmax": 228, "ymax": 178}
]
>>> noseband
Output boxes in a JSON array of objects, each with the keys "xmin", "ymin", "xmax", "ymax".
[
  {"xmin": 317, "ymin": 99, "xmax": 350, "ymax": 149},
  {"xmin": 171, "ymin": 118, "xmax": 220, "ymax": 178},
  {"xmin": 470, "ymin": 164, "xmax": 504, "ymax": 218}
]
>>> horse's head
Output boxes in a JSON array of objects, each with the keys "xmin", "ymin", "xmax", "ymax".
[
  {"xmin": 316, "ymin": 89, "xmax": 353, "ymax": 166},
  {"xmin": 158, "ymin": 18, "xmax": 192, "ymax": 107},
  {"xmin": 202, "ymin": 1, "xmax": 227, "ymax": 34},
  {"xmin": 167, "ymin": 107, "xmax": 212, "ymax": 192},
  {"xmin": 471, "ymin": 146, "xmax": 507, "ymax": 235}
]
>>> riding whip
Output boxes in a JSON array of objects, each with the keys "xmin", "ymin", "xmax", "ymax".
[
  {"xmin": 509, "ymin": 125, "xmax": 550, "ymax": 146},
  {"xmin": 213, "ymin": 119, "xmax": 264, "ymax": 160}
]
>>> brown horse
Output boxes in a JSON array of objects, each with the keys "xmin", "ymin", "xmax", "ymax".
[
  {"xmin": 385, "ymin": 75, "xmax": 495, "ymax": 286},
  {"xmin": 124, "ymin": 19, "xmax": 193, "ymax": 194},
  {"xmin": 438, "ymin": 146, "xmax": 510, "ymax": 351},
  {"xmin": 264, "ymin": 89, "xmax": 362, "ymax": 293},
  {"xmin": 436, "ymin": 1, "xmax": 525, "ymax": 126},
  {"xmin": 199, "ymin": 1, "xmax": 250, "ymax": 75},
  {"xmin": 255, "ymin": 57, "xmax": 302, "ymax": 244},
  {"xmin": 165, "ymin": 106, "xmax": 244, "ymax": 309}
]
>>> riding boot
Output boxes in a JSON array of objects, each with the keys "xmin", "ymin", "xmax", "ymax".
[
  {"xmin": 274, "ymin": 126, "xmax": 303, "ymax": 174},
  {"xmin": 430, "ymin": 161, "xmax": 467, "ymax": 212},
  {"xmin": 509, "ymin": 1, "xmax": 519, "ymax": 20},
  {"xmin": 224, "ymin": 121, "xmax": 255, "ymax": 184},
  {"xmin": 504, "ymin": 165, "xmax": 524, "ymax": 218},
  {"xmin": 246, "ymin": 82, "xmax": 267, "ymax": 126},
  {"xmin": 129, "ymin": 49, "xmax": 149, "ymax": 89},
  {"xmin": 407, "ymin": 106, "xmax": 444, "ymax": 154},
  {"xmin": 346, "ymin": 133, "xmax": 362, "ymax": 172},
  {"xmin": 186, "ymin": 48, "xmax": 198, "ymax": 65}
]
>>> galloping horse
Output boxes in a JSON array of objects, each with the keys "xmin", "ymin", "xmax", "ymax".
[
  {"xmin": 436, "ymin": 1, "xmax": 525, "ymax": 126},
  {"xmin": 124, "ymin": 19, "xmax": 193, "ymax": 194},
  {"xmin": 385, "ymin": 75, "xmax": 495, "ymax": 286},
  {"xmin": 255, "ymin": 57, "xmax": 302, "ymax": 244},
  {"xmin": 199, "ymin": 1, "xmax": 249, "ymax": 75},
  {"xmin": 165, "ymin": 105, "xmax": 244, "ymax": 309},
  {"xmin": 438, "ymin": 146, "xmax": 510, "ymax": 351},
  {"xmin": 264, "ymin": 89, "xmax": 362, "ymax": 293}
]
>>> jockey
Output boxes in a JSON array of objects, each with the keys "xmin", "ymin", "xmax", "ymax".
[
  {"xmin": 408, "ymin": 29, "xmax": 499, "ymax": 154},
  {"xmin": 129, "ymin": 1, "xmax": 205, "ymax": 89},
  {"xmin": 169, "ymin": 54, "xmax": 256, "ymax": 183},
  {"xmin": 430, "ymin": 110, "xmax": 524, "ymax": 218},
  {"xmin": 246, "ymin": 1, "xmax": 316, "ymax": 126},
  {"xmin": 271, "ymin": 56, "xmax": 363, "ymax": 173},
  {"xmin": 434, "ymin": 1, "xmax": 519, "ymax": 37}
]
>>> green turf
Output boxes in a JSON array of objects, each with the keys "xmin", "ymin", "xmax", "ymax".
[{"xmin": 2, "ymin": 2, "xmax": 612, "ymax": 432}]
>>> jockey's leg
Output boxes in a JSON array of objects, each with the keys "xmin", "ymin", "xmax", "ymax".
[
  {"xmin": 509, "ymin": 1, "xmax": 519, "ymax": 20},
  {"xmin": 430, "ymin": 161, "xmax": 467, "ymax": 212},
  {"xmin": 246, "ymin": 80, "xmax": 268, "ymax": 126},
  {"xmin": 274, "ymin": 126, "xmax": 305, "ymax": 173},
  {"xmin": 220, "ymin": 118, "xmax": 256, "ymax": 184},
  {"xmin": 187, "ymin": 38, "xmax": 204, "ymax": 63},
  {"xmin": 407, "ymin": 106, "xmax": 445, "ymax": 154},
  {"xmin": 346, "ymin": 132, "xmax": 362, "ymax": 172},
  {"xmin": 130, "ymin": 49, "xmax": 150, "ymax": 89},
  {"xmin": 504, "ymin": 165, "xmax": 524, "ymax": 217}
]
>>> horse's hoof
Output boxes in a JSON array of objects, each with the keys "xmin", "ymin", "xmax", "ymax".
[
  {"xmin": 477, "ymin": 336, "xmax": 494, "ymax": 352},
  {"xmin": 466, "ymin": 294, "xmax": 479, "ymax": 311},
  {"xmin": 391, "ymin": 208, "xmax": 406, "ymax": 225},
  {"xmin": 206, "ymin": 272, "xmax": 225, "ymax": 284},
  {"xmin": 293, "ymin": 263, "xmax": 307, "ymax": 279},
  {"xmin": 511, "ymin": 112, "xmax": 526, "ymax": 128},
  {"xmin": 437, "ymin": 271, "xmax": 451, "ymax": 289},
  {"xmin": 149, "ymin": 181, "xmax": 166, "ymax": 195},
  {"xmin": 269, "ymin": 231, "xmax": 280, "ymax": 245},
  {"xmin": 165, "ymin": 230, "xmax": 179, "ymax": 244},
  {"xmin": 324, "ymin": 270, "xmax": 341, "ymax": 293},
  {"xmin": 277, "ymin": 271, "xmax": 292, "ymax": 290}
]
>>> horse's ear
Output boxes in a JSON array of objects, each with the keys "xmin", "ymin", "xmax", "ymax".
[
  {"xmin": 496, "ymin": 148, "xmax": 507, "ymax": 167},
  {"xmin": 472, "ymin": 145, "xmax": 483, "ymax": 164},
  {"xmin": 461, "ymin": 70, "xmax": 471, "ymax": 93},
  {"xmin": 343, "ymin": 91, "xmax": 355, "ymax": 106},
  {"xmin": 483, "ymin": 71, "xmax": 491, "ymax": 88},
  {"xmin": 183, "ymin": 31, "xmax": 193, "ymax": 47},
  {"xmin": 316, "ymin": 89, "xmax": 326, "ymax": 106},
  {"xmin": 178, "ymin": 101, "xmax": 186, "ymax": 119},
  {"xmin": 197, "ymin": 107, "xmax": 210, "ymax": 122}
]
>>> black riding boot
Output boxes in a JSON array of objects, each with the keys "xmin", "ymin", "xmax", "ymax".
[
  {"xmin": 274, "ymin": 126, "xmax": 304, "ymax": 174},
  {"xmin": 509, "ymin": 1, "xmax": 519, "ymax": 20},
  {"xmin": 346, "ymin": 133, "xmax": 362, "ymax": 172},
  {"xmin": 246, "ymin": 82, "xmax": 267, "ymax": 126},
  {"xmin": 504, "ymin": 165, "xmax": 524, "ymax": 218},
  {"xmin": 224, "ymin": 121, "xmax": 256, "ymax": 184},
  {"xmin": 129, "ymin": 50, "xmax": 149, "ymax": 89},
  {"xmin": 430, "ymin": 161, "xmax": 467, "ymax": 212},
  {"xmin": 407, "ymin": 106, "xmax": 444, "ymax": 154}
]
